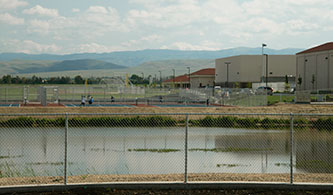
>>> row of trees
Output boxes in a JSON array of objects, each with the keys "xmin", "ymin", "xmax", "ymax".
[
  {"xmin": 0, "ymin": 74, "xmax": 167, "ymax": 85},
  {"xmin": 0, "ymin": 74, "xmax": 159, "ymax": 85},
  {"xmin": 0, "ymin": 75, "xmax": 102, "ymax": 85}
]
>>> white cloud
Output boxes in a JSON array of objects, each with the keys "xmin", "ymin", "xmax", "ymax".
[
  {"xmin": 75, "ymin": 43, "xmax": 119, "ymax": 53},
  {"xmin": 162, "ymin": 41, "xmax": 219, "ymax": 51},
  {"xmin": 23, "ymin": 5, "xmax": 58, "ymax": 17},
  {"xmin": 87, "ymin": 6, "xmax": 108, "ymax": 14},
  {"xmin": 0, "ymin": 0, "xmax": 27, "ymax": 10},
  {"xmin": 27, "ymin": 19, "xmax": 50, "ymax": 34},
  {"xmin": 0, "ymin": 13, "xmax": 24, "ymax": 25},
  {"xmin": 1, "ymin": 39, "xmax": 61, "ymax": 54},
  {"xmin": 72, "ymin": 8, "xmax": 80, "ymax": 13},
  {"xmin": 84, "ymin": 6, "xmax": 128, "ymax": 33}
]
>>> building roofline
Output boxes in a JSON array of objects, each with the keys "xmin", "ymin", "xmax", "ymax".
[{"xmin": 296, "ymin": 42, "xmax": 333, "ymax": 55}]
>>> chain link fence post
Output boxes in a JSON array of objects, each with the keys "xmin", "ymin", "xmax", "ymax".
[
  {"xmin": 290, "ymin": 112, "xmax": 294, "ymax": 184},
  {"xmin": 64, "ymin": 113, "xmax": 68, "ymax": 185},
  {"xmin": 184, "ymin": 114, "xmax": 189, "ymax": 183}
]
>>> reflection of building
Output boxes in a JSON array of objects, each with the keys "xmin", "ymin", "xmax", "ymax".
[
  {"xmin": 215, "ymin": 55, "xmax": 296, "ymax": 88},
  {"xmin": 215, "ymin": 133, "xmax": 290, "ymax": 154},
  {"xmin": 163, "ymin": 68, "xmax": 215, "ymax": 88},
  {"xmin": 295, "ymin": 131, "xmax": 333, "ymax": 173},
  {"xmin": 296, "ymin": 42, "xmax": 333, "ymax": 90}
]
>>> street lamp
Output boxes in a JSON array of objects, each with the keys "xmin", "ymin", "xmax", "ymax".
[
  {"xmin": 262, "ymin": 43, "xmax": 267, "ymax": 83},
  {"xmin": 187, "ymin": 67, "xmax": 191, "ymax": 89},
  {"xmin": 264, "ymin": 54, "xmax": 268, "ymax": 88},
  {"xmin": 225, "ymin": 62, "xmax": 231, "ymax": 88},
  {"xmin": 172, "ymin": 69, "xmax": 175, "ymax": 88}
]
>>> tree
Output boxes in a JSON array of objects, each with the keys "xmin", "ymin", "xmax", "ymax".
[
  {"xmin": 297, "ymin": 76, "xmax": 302, "ymax": 86},
  {"xmin": 74, "ymin": 75, "xmax": 84, "ymax": 84},
  {"xmin": 284, "ymin": 75, "xmax": 290, "ymax": 92},
  {"xmin": 2, "ymin": 75, "xmax": 12, "ymax": 84},
  {"xmin": 311, "ymin": 74, "xmax": 316, "ymax": 90}
]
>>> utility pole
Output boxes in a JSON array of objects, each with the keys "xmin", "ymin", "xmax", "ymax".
[
  {"xmin": 225, "ymin": 62, "xmax": 231, "ymax": 88},
  {"xmin": 262, "ymin": 43, "xmax": 267, "ymax": 83}
]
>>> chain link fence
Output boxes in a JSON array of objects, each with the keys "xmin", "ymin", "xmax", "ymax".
[
  {"xmin": 0, "ymin": 113, "xmax": 333, "ymax": 186},
  {"xmin": 0, "ymin": 85, "xmax": 268, "ymax": 107}
]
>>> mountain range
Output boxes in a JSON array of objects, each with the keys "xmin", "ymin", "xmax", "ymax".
[{"xmin": 0, "ymin": 47, "xmax": 303, "ymax": 77}]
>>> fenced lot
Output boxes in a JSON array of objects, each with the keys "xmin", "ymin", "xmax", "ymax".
[{"xmin": 0, "ymin": 112, "xmax": 333, "ymax": 187}]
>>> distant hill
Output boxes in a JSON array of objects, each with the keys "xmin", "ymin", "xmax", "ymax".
[
  {"xmin": 0, "ymin": 47, "xmax": 303, "ymax": 67},
  {"xmin": 0, "ymin": 59, "xmax": 126, "ymax": 74}
]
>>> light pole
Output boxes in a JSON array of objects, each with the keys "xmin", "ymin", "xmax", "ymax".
[
  {"xmin": 187, "ymin": 67, "xmax": 191, "ymax": 89},
  {"xmin": 225, "ymin": 62, "xmax": 231, "ymax": 88},
  {"xmin": 264, "ymin": 54, "xmax": 268, "ymax": 88},
  {"xmin": 172, "ymin": 69, "xmax": 175, "ymax": 88},
  {"xmin": 262, "ymin": 43, "xmax": 267, "ymax": 83},
  {"xmin": 158, "ymin": 70, "xmax": 162, "ymax": 88}
]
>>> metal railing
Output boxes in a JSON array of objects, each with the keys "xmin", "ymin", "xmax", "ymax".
[{"xmin": 0, "ymin": 113, "xmax": 333, "ymax": 186}]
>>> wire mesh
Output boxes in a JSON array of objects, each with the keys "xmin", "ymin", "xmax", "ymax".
[
  {"xmin": 292, "ymin": 114, "xmax": 333, "ymax": 183},
  {"xmin": 66, "ymin": 114, "xmax": 186, "ymax": 183},
  {"xmin": 187, "ymin": 114, "xmax": 291, "ymax": 182},
  {"xmin": 0, "ymin": 113, "xmax": 333, "ymax": 186},
  {"xmin": 0, "ymin": 115, "xmax": 65, "ymax": 186}
]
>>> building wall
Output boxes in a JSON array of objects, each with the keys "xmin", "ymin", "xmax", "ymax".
[
  {"xmin": 296, "ymin": 50, "xmax": 333, "ymax": 90},
  {"xmin": 190, "ymin": 75, "xmax": 215, "ymax": 88},
  {"xmin": 215, "ymin": 55, "xmax": 296, "ymax": 86}
]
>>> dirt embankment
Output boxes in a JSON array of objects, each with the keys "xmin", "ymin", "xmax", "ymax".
[{"xmin": 0, "ymin": 103, "xmax": 332, "ymax": 114}]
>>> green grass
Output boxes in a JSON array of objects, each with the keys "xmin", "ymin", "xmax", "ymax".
[
  {"xmin": 216, "ymin": 163, "xmax": 246, "ymax": 168},
  {"xmin": 267, "ymin": 95, "xmax": 295, "ymax": 105},
  {"xmin": 189, "ymin": 147, "xmax": 273, "ymax": 152},
  {"xmin": 1, "ymin": 116, "xmax": 333, "ymax": 131},
  {"xmin": 127, "ymin": 148, "xmax": 181, "ymax": 153}
]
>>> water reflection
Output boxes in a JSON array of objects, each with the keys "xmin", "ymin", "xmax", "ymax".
[{"xmin": 0, "ymin": 127, "xmax": 332, "ymax": 176}]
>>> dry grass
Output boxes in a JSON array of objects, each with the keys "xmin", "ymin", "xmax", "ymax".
[
  {"xmin": 0, "ymin": 103, "xmax": 333, "ymax": 114},
  {"xmin": 1, "ymin": 173, "xmax": 333, "ymax": 186}
]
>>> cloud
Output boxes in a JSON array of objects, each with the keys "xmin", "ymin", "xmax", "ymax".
[
  {"xmin": 1, "ymin": 39, "xmax": 61, "ymax": 54},
  {"xmin": 162, "ymin": 41, "xmax": 220, "ymax": 51},
  {"xmin": 27, "ymin": 19, "xmax": 50, "ymax": 34},
  {"xmin": 87, "ymin": 6, "xmax": 108, "ymax": 14},
  {"xmin": 75, "ymin": 43, "xmax": 119, "ymax": 53},
  {"xmin": 0, "ymin": 13, "xmax": 24, "ymax": 25},
  {"xmin": 23, "ymin": 5, "xmax": 58, "ymax": 17},
  {"xmin": 72, "ymin": 8, "xmax": 80, "ymax": 13},
  {"xmin": 0, "ymin": 0, "xmax": 27, "ymax": 10}
]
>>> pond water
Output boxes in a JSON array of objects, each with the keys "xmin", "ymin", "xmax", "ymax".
[{"xmin": 0, "ymin": 127, "xmax": 332, "ymax": 177}]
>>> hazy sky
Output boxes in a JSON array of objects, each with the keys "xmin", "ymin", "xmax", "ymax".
[{"xmin": 0, "ymin": 0, "xmax": 332, "ymax": 54}]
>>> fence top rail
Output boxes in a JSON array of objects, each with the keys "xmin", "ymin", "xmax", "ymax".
[{"xmin": 0, "ymin": 112, "xmax": 333, "ymax": 117}]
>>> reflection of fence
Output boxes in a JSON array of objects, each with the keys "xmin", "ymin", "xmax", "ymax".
[{"xmin": 1, "ymin": 113, "xmax": 333, "ymax": 186}]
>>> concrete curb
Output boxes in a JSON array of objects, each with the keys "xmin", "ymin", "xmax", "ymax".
[{"xmin": 1, "ymin": 182, "xmax": 333, "ymax": 194}]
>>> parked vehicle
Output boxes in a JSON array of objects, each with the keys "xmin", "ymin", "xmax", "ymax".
[{"xmin": 256, "ymin": 86, "xmax": 273, "ymax": 95}]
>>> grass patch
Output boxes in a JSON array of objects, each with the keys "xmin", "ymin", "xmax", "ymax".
[
  {"xmin": 275, "ymin": 163, "xmax": 291, "ymax": 167},
  {"xmin": 0, "ymin": 155, "xmax": 23, "ymax": 159},
  {"xmin": 0, "ymin": 115, "xmax": 333, "ymax": 131},
  {"xmin": 189, "ymin": 147, "xmax": 272, "ymax": 152},
  {"xmin": 216, "ymin": 163, "xmax": 247, "ymax": 168},
  {"xmin": 127, "ymin": 148, "xmax": 180, "ymax": 153},
  {"xmin": 296, "ymin": 160, "xmax": 333, "ymax": 171}
]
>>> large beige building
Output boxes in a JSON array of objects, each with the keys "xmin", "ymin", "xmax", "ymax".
[
  {"xmin": 215, "ymin": 55, "xmax": 296, "ymax": 87},
  {"xmin": 296, "ymin": 42, "xmax": 333, "ymax": 90}
]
